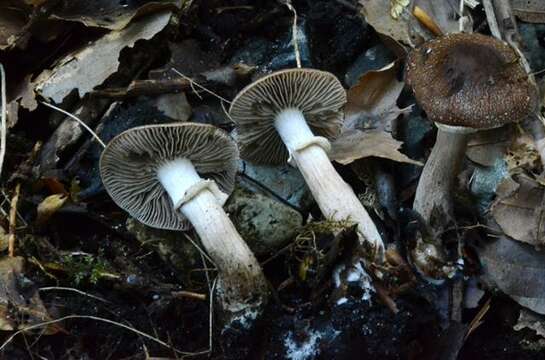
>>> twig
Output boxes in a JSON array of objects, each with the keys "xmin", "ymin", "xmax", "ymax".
[
  {"xmin": 39, "ymin": 287, "xmax": 110, "ymax": 303},
  {"xmin": 40, "ymin": 101, "xmax": 106, "ymax": 149},
  {"xmin": 284, "ymin": 1, "xmax": 301, "ymax": 68},
  {"xmin": 171, "ymin": 290, "xmax": 207, "ymax": 301},
  {"xmin": 413, "ymin": 6, "xmax": 443, "ymax": 36},
  {"xmin": 0, "ymin": 64, "xmax": 6, "ymax": 180},
  {"xmin": 7, "ymin": 183, "xmax": 21, "ymax": 257},
  {"xmin": 0, "ymin": 315, "xmax": 210, "ymax": 357},
  {"xmin": 170, "ymin": 68, "xmax": 231, "ymax": 104},
  {"xmin": 482, "ymin": 0, "xmax": 503, "ymax": 39}
]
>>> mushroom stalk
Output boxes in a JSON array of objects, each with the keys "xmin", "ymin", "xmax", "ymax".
[
  {"xmin": 413, "ymin": 127, "xmax": 469, "ymax": 226},
  {"xmin": 157, "ymin": 159, "xmax": 267, "ymax": 315},
  {"xmin": 274, "ymin": 109, "xmax": 384, "ymax": 253}
]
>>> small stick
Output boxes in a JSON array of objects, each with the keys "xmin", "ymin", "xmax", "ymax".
[
  {"xmin": 413, "ymin": 6, "xmax": 444, "ymax": 36},
  {"xmin": 0, "ymin": 63, "xmax": 6, "ymax": 180},
  {"xmin": 7, "ymin": 183, "xmax": 21, "ymax": 257},
  {"xmin": 171, "ymin": 290, "xmax": 207, "ymax": 301},
  {"xmin": 41, "ymin": 101, "xmax": 106, "ymax": 148},
  {"xmin": 284, "ymin": 1, "xmax": 302, "ymax": 68}
]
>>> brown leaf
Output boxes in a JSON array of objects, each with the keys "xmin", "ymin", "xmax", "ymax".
[
  {"xmin": 35, "ymin": 11, "xmax": 172, "ymax": 103},
  {"xmin": 466, "ymin": 127, "xmax": 511, "ymax": 167},
  {"xmin": 344, "ymin": 61, "xmax": 411, "ymax": 132},
  {"xmin": 0, "ymin": 4, "xmax": 31, "ymax": 50},
  {"xmin": 479, "ymin": 235, "xmax": 545, "ymax": 314},
  {"xmin": 331, "ymin": 130, "xmax": 422, "ymax": 165},
  {"xmin": 51, "ymin": 1, "xmax": 181, "ymax": 30},
  {"xmin": 491, "ymin": 175, "xmax": 545, "ymax": 247},
  {"xmin": 0, "ymin": 256, "xmax": 59, "ymax": 333},
  {"xmin": 359, "ymin": 0, "xmax": 413, "ymax": 45},
  {"xmin": 512, "ymin": 0, "xmax": 545, "ymax": 23},
  {"xmin": 334, "ymin": 62, "xmax": 417, "ymax": 165}
]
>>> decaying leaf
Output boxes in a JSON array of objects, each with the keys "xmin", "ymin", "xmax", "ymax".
[
  {"xmin": 333, "ymin": 62, "xmax": 417, "ymax": 165},
  {"xmin": 512, "ymin": 0, "xmax": 545, "ymax": 23},
  {"xmin": 36, "ymin": 11, "xmax": 172, "ymax": 104},
  {"xmin": 344, "ymin": 61, "xmax": 411, "ymax": 131},
  {"xmin": 0, "ymin": 4, "xmax": 31, "ymax": 50},
  {"xmin": 479, "ymin": 235, "xmax": 545, "ymax": 314},
  {"xmin": 331, "ymin": 130, "xmax": 422, "ymax": 165},
  {"xmin": 359, "ymin": 0, "xmax": 413, "ymax": 45},
  {"xmin": 36, "ymin": 194, "xmax": 68, "ymax": 226},
  {"xmin": 51, "ymin": 0, "xmax": 181, "ymax": 30},
  {"xmin": 466, "ymin": 127, "xmax": 511, "ymax": 167},
  {"xmin": 491, "ymin": 175, "xmax": 545, "ymax": 247},
  {"xmin": 390, "ymin": 0, "xmax": 410, "ymax": 20},
  {"xmin": 0, "ymin": 256, "xmax": 58, "ymax": 333}
]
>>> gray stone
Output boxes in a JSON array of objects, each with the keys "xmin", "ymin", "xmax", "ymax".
[
  {"xmin": 238, "ymin": 160, "xmax": 313, "ymax": 211},
  {"xmin": 126, "ymin": 218, "xmax": 201, "ymax": 281},
  {"xmin": 226, "ymin": 185, "xmax": 303, "ymax": 256},
  {"xmin": 469, "ymin": 158, "xmax": 509, "ymax": 214}
]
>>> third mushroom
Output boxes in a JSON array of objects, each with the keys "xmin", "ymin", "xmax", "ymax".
[{"xmin": 229, "ymin": 68, "xmax": 384, "ymax": 258}]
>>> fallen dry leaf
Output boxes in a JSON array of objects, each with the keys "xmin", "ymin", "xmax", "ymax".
[
  {"xmin": 0, "ymin": 4, "xmax": 31, "ymax": 50},
  {"xmin": 331, "ymin": 129, "xmax": 422, "ymax": 165},
  {"xmin": 359, "ymin": 0, "xmax": 413, "ymax": 45},
  {"xmin": 479, "ymin": 235, "xmax": 545, "ymax": 314},
  {"xmin": 36, "ymin": 194, "xmax": 68, "ymax": 226},
  {"xmin": 0, "ymin": 256, "xmax": 58, "ymax": 333},
  {"xmin": 344, "ymin": 61, "xmax": 411, "ymax": 131},
  {"xmin": 491, "ymin": 175, "xmax": 545, "ymax": 247},
  {"xmin": 512, "ymin": 0, "xmax": 545, "ymax": 23},
  {"xmin": 36, "ymin": 11, "xmax": 172, "ymax": 103},
  {"xmin": 466, "ymin": 127, "xmax": 511, "ymax": 167},
  {"xmin": 334, "ymin": 62, "xmax": 417, "ymax": 165},
  {"xmin": 51, "ymin": 0, "xmax": 181, "ymax": 30}
]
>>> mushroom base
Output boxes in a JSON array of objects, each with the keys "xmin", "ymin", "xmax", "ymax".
[
  {"xmin": 179, "ymin": 188, "xmax": 269, "ymax": 322},
  {"xmin": 413, "ymin": 127, "xmax": 469, "ymax": 231},
  {"xmin": 292, "ymin": 143, "xmax": 384, "ymax": 257}
]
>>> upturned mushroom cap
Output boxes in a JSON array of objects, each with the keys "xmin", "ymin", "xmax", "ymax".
[
  {"xmin": 100, "ymin": 123, "xmax": 238, "ymax": 231},
  {"xmin": 229, "ymin": 68, "xmax": 347, "ymax": 164},
  {"xmin": 406, "ymin": 33, "xmax": 538, "ymax": 129}
]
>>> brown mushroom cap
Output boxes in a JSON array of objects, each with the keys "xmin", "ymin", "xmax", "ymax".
[
  {"xmin": 100, "ymin": 123, "xmax": 238, "ymax": 231},
  {"xmin": 229, "ymin": 68, "xmax": 347, "ymax": 164},
  {"xmin": 406, "ymin": 33, "xmax": 538, "ymax": 129}
]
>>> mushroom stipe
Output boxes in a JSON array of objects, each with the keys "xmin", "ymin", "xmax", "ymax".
[{"xmin": 100, "ymin": 123, "xmax": 268, "ymax": 325}]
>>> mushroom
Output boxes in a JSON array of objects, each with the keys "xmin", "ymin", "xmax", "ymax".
[
  {"xmin": 406, "ymin": 32, "xmax": 538, "ymax": 227},
  {"xmin": 229, "ymin": 68, "xmax": 384, "ymax": 256},
  {"xmin": 405, "ymin": 33, "xmax": 538, "ymax": 280},
  {"xmin": 99, "ymin": 123, "xmax": 268, "ymax": 322}
]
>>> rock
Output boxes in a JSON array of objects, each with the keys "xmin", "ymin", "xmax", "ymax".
[
  {"xmin": 230, "ymin": 20, "xmax": 312, "ymax": 76},
  {"xmin": 345, "ymin": 44, "xmax": 395, "ymax": 87},
  {"xmin": 225, "ymin": 185, "xmax": 303, "ymax": 256},
  {"xmin": 468, "ymin": 158, "xmax": 509, "ymax": 214},
  {"xmin": 238, "ymin": 160, "xmax": 313, "ymax": 211},
  {"xmin": 126, "ymin": 218, "xmax": 201, "ymax": 282}
]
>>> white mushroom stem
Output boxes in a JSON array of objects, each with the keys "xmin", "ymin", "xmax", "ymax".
[
  {"xmin": 157, "ymin": 159, "xmax": 267, "ymax": 315},
  {"xmin": 413, "ymin": 126, "xmax": 469, "ymax": 228},
  {"xmin": 274, "ymin": 108, "xmax": 384, "ymax": 255}
]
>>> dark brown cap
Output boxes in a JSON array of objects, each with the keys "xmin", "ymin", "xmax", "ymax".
[
  {"xmin": 406, "ymin": 33, "xmax": 538, "ymax": 129},
  {"xmin": 229, "ymin": 68, "xmax": 346, "ymax": 164},
  {"xmin": 100, "ymin": 123, "xmax": 238, "ymax": 230}
]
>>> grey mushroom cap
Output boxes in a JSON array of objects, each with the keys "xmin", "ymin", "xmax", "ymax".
[
  {"xmin": 229, "ymin": 68, "xmax": 347, "ymax": 164},
  {"xmin": 100, "ymin": 123, "xmax": 239, "ymax": 231}
]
